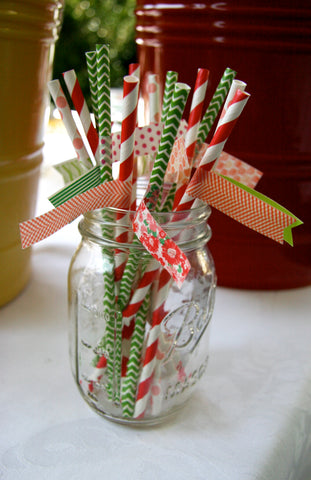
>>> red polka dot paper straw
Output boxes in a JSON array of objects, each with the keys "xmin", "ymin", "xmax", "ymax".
[
  {"xmin": 185, "ymin": 68, "xmax": 209, "ymax": 163},
  {"xmin": 48, "ymin": 79, "xmax": 94, "ymax": 170},
  {"xmin": 62, "ymin": 69, "xmax": 100, "ymax": 163},
  {"xmin": 176, "ymin": 88, "xmax": 250, "ymax": 212}
]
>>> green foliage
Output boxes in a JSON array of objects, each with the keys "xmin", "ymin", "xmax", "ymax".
[{"xmin": 53, "ymin": 0, "xmax": 137, "ymax": 102}]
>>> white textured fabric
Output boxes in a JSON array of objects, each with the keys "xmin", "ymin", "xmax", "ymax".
[{"xmin": 1, "ymin": 153, "xmax": 311, "ymax": 480}]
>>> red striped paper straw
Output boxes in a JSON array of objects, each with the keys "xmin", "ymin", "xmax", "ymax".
[
  {"xmin": 114, "ymin": 75, "xmax": 140, "ymax": 390},
  {"xmin": 62, "ymin": 69, "xmax": 100, "ymax": 163},
  {"xmin": 118, "ymin": 75, "xmax": 139, "ymax": 195},
  {"xmin": 176, "ymin": 89, "xmax": 250, "ymax": 212},
  {"xmin": 185, "ymin": 68, "xmax": 209, "ymax": 163},
  {"xmin": 218, "ymin": 79, "xmax": 247, "ymax": 122},
  {"xmin": 129, "ymin": 63, "xmax": 140, "ymax": 79},
  {"xmin": 128, "ymin": 63, "xmax": 140, "ymax": 207},
  {"xmin": 48, "ymin": 79, "xmax": 94, "ymax": 169},
  {"xmin": 133, "ymin": 269, "xmax": 172, "ymax": 418},
  {"xmin": 114, "ymin": 75, "xmax": 140, "ymax": 285}
]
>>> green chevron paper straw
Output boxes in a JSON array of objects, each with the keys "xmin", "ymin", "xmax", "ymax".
[
  {"xmin": 147, "ymin": 82, "xmax": 191, "ymax": 209},
  {"xmin": 197, "ymin": 67, "xmax": 236, "ymax": 145},
  {"xmin": 96, "ymin": 43, "xmax": 113, "ymax": 183},
  {"xmin": 160, "ymin": 71, "xmax": 178, "ymax": 124},
  {"xmin": 121, "ymin": 291, "xmax": 151, "ymax": 417},
  {"xmin": 85, "ymin": 51, "xmax": 99, "ymax": 130},
  {"xmin": 160, "ymin": 182, "xmax": 177, "ymax": 212},
  {"xmin": 92, "ymin": 44, "xmax": 118, "ymax": 400}
]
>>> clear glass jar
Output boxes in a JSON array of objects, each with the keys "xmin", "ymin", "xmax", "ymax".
[{"xmin": 68, "ymin": 201, "xmax": 216, "ymax": 426}]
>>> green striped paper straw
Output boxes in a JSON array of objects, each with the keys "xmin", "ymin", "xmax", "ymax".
[
  {"xmin": 197, "ymin": 67, "xmax": 236, "ymax": 145},
  {"xmin": 160, "ymin": 71, "xmax": 178, "ymax": 124},
  {"xmin": 49, "ymin": 166, "xmax": 101, "ymax": 208}
]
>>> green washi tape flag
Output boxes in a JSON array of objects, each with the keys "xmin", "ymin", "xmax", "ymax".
[
  {"xmin": 222, "ymin": 175, "xmax": 303, "ymax": 246},
  {"xmin": 49, "ymin": 166, "xmax": 101, "ymax": 207}
]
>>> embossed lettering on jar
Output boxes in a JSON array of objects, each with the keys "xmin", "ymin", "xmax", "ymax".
[{"xmin": 68, "ymin": 200, "xmax": 216, "ymax": 426}]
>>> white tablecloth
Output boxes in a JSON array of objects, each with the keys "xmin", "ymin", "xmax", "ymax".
[{"xmin": 1, "ymin": 136, "xmax": 311, "ymax": 480}]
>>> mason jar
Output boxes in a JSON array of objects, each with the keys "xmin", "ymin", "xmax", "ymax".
[{"xmin": 68, "ymin": 199, "xmax": 216, "ymax": 426}]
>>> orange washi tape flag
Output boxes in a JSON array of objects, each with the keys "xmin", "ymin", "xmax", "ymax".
[
  {"xmin": 186, "ymin": 169, "xmax": 302, "ymax": 245},
  {"xmin": 19, "ymin": 180, "xmax": 132, "ymax": 249}
]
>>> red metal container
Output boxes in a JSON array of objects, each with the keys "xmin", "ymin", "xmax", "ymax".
[{"xmin": 135, "ymin": 0, "xmax": 311, "ymax": 289}]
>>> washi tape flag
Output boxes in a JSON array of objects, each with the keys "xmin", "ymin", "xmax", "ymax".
[
  {"xmin": 132, "ymin": 200, "xmax": 191, "ymax": 288},
  {"xmin": 19, "ymin": 180, "xmax": 132, "ymax": 249},
  {"xmin": 186, "ymin": 169, "xmax": 302, "ymax": 245},
  {"xmin": 54, "ymin": 158, "xmax": 89, "ymax": 184},
  {"xmin": 111, "ymin": 121, "xmax": 188, "ymax": 163},
  {"xmin": 194, "ymin": 143, "xmax": 263, "ymax": 189},
  {"xmin": 49, "ymin": 166, "xmax": 101, "ymax": 207},
  {"xmin": 164, "ymin": 136, "xmax": 191, "ymax": 185}
]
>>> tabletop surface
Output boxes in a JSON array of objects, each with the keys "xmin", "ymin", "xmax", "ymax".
[{"xmin": 1, "ymin": 121, "xmax": 311, "ymax": 480}]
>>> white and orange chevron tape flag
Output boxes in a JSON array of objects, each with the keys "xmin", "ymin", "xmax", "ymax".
[
  {"xmin": 19, "ymin": 180, "xmax": 132, "ymax": 249},
  {"xmin": 186, "ymin": 169, "xmax": 302, "ymax": 245}
]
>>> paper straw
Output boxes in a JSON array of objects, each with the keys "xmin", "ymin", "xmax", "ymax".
[
  {"xmin": 116, "ymin": 82, "xmax": 191, "ymax": 312},
  {"xmin": 118, "ymin": 75, "xmax": 140, "ymax": 189},
  {"xmin": 48, "ymin": 79, "xmax": 93, "ymax": 169},
  {"xmin": 121, "ymin": 257, "xmax": 159, "ymax": 327},
  {"xmin": 121, "ymin": 291, "xmax": 151, "ymax": 417},
  {"xmin": 133, "ymin": 269, "xmax": 171, "ymax": 418},
  {"xmin": 85, "ymin": 50, "xmax": 99, "ymax": 130},
  {"xmin": 129, "ymin": 63, "xmax": 140, "ymax": 79},
  {"xmin": 160, "ymin": 71, "xmax": 178, "ymax": 124},
  {"xmin": 95, "ymin": 44, "xmax": 113, "ymax": 183},
  {"xmin": 147, "ymin": 82, "xmax": 191, "ymax": 209},
  {"xmin": 128, "ymin": 63, "xmax": 140, "ymax": 209},
  {"xmin": 196, "ymin": 67, "xmax": 236, "ymax": 145},
  {"xmin": 185, "ymin": 68, "xmax": 209, "ymax": 163},
  {"xmin": 112, "ymin": 75, "xmax": 140, "ymax": 398},
  {"xmin": 62, "ymin": 69, "xmax": 100, "ymax": 162},
  {"xmin": 217, "ymin": 78, "xmax": 247, "ymax": 123},
  {"xmin": 177, "ymin": 88, "xmax": 250, "ymax": 212},
  {"xmin": 119, "ymin": 84, "xmax": 191, "ymax": 399},
  {"xmin": 148, "ymin": 73, "xmax": 161, "ymax": 124}
]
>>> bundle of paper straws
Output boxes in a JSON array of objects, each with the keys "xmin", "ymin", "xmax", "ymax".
[{"xmin": 48, "ymin": 44, "xmax": 251, "ymax": 419}]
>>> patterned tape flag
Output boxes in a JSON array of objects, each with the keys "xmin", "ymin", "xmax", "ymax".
[
  {"xmin": 132, "ymin": 200, "xmax": 191, "ymax": 288},
  {"xmin": 54, "ymin": 158, "xmax": 89, "ymax": 184},
  {"xmin": 186, "ymin": 169, "xmax": 303, "ymax": 245},
  {"xmin": 49, "ymin": 166, "xmax": 101, "ymax": 207},
  {"xmin": 195, "ymin": 143, "xmax": 263, "ymax": 189},
  {"xmin": 19, "ymin": 180, "xmax": 132, "ymax": 249}
]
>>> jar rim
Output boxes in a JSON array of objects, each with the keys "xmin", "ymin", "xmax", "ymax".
[
  {"xmin": 83, "ymin": 201, "xmax": 211, "ymax": 222},
  {"xmin": 79, "ymin": 202, "xmax": 212, "ymax": 251}
]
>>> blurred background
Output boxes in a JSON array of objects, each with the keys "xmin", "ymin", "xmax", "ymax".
[{"xmin": 53, "ymin": 0, "xmax": 136, "ymax": 101}]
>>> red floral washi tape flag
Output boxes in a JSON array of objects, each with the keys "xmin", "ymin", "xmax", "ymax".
[{"xmin": 132, "ymin": 201, "xmax": 191, "ymax": 288}]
